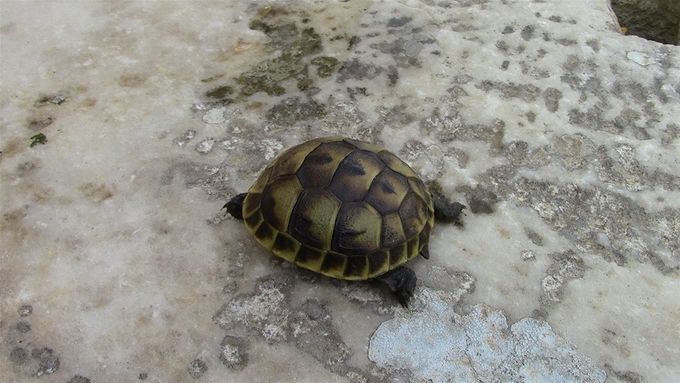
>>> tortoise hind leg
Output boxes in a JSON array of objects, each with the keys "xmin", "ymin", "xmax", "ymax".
[
  {"xmin": 376, "ymin": 266, "xmax": 417, "ymax": 307},
  {"xmin": 223, "ymin": 193, "xmax": 247, "ymax": 220}
]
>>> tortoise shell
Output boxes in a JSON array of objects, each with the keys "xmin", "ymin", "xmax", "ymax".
[{"xmin": 241, "ymin": 137, "xmax": 435, "ymax": 280}]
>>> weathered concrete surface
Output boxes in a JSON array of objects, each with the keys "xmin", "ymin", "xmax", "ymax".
[{"xmin": 1, "ymin": 0, "xmax": 679, "ymax": 382}]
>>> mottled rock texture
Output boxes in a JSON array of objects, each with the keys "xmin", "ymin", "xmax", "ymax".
[{"xmin": 1, "ymin": 0, "xmax": 679, "ymax": 382}]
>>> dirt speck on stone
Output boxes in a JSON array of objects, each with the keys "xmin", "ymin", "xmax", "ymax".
[
  {"xmin": 187, "ymin": 358, "xmax": 207, "ymax": 379},
  {"xmin": 67, "ymin": 375, "xmax": 92, "ymax": 383},
  {"xmin": 31, "ymin": 347, "xmax": 60, "ymax": 376}
]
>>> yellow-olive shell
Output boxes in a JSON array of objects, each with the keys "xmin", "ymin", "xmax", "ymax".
[{"xmin": 242, "ymin": 137, "xmax": 435, "ymax": 280}]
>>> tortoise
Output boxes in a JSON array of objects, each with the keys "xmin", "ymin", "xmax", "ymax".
[{"xmin": 224, "ymin": 136, "xmax": 464, "ymax": 306}]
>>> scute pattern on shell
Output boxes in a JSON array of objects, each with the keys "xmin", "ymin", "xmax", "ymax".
[{"xmin": 243, "ymin": 137, "xmax": 435, "ymax": 280}]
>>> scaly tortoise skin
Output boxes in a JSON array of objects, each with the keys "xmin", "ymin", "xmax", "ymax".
[{"xmin": 226, "ymin": 136, "xmax": 454, "ymax": 305}]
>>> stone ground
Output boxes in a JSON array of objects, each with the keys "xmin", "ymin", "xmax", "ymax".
[{"xmin": 1, "ymin": 1, "xmax": 679, "ymax": 382}]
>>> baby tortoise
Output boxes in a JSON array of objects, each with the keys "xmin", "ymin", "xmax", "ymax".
[{"xmin": 225, "ymin": 137, "xmax": 464, "ymax": 306}]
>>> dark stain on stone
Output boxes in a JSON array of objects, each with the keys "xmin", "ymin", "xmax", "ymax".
[
  {"xmin": 495, "ymin": 40, "xmax": 509, "ymax": 53},
  {"xmin": 237, "ymin": 20, "xmax": 321, "ymax": 96},
  {"xmin": 27, "ymin": 117, "xmax": 54, "ymax": 131},
  {"xmin": 524, "ymin": 227, "xmax": 544, "ymax": 246},
  {"xmin": 347, "ymin": 87, "xmax": 368, "ymax": 100},
  {"xmin": 337, "ymin": 58, "xmax": 383, "ymax": 82},
  {"xmin": 387, "ymin": 16, "xmax": 412, "ymax": 28},
  {"xmin": 501, "ymin": 25, "xmax": 514, "ymax": 34},
  {"xmin": 504, "ymin": 140, "xmax": 529, "ymax": 166},
  {"xmin": 67, "ymin": 376, "xmax": 92, "ymax": 383},
  {"xmin": 460, "ymin": 186, "xmax": 498, "ymax": 214},
  {"xmin": 548, "ymin": 15, "xmax": 563, "ymax": 22},
  {"xmin": 347, "ymin": 35, "xmax": 360, "ymax": 50},
  {"xmin": 543, "ymin": 87, "xmax": 563, "ymax": 112},
  {"xmin": 16, "ymin": 321, "xmax": 31, "ymax": 333},
  {"xmin": 605, "ymin": 364, "xmax": 643, "ymax": 383},
  {"xmin": 139, "ymin": 372, "xmax": 148, "ymax": 380},
  {"xmin": 310, "ymin": 56, "xmax": 339, "ymax": 78},
  {"xmin": 266, "ymin": 96, "xmax": 325, "ymax": 125},
  {"xmin": 387, "ymin": 65, "xmax": 399, "ymax": 86},
  {"xmin": 526, "ymin": 111, "xmax": 536, "ymax": 122},
  {"xmin": 477, "ymin": 80, "xmax": 541, "ymax": 102},
  {"xmin": 9, "ymin": 347, "xmax": 28, "ymax": 364},
  {"xmin": 31, "ymin": 347, "xmax": 60, "ymax": 376},
  {"xmin": 521, "ymin": 25, "xmax": 535, "ymax": 40},
  {"xmin": 118, "ymin": 74, "xmax": 147, "ymax": 87},
  {"xmin": 205, "ymin": 85, "xmax": 234, "ymax": 99},
  {"xmin": 79, "ymin": 183, "xmax": 114, "ymax": 203},
  {"xmin": 501, "ymin": 60, "xmax": 510, "ymax": 70},
  {"xmin": 586, "ymin": 39, "xmax": 600, "ymax": 52}
]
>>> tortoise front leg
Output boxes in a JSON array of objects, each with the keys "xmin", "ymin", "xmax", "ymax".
[
  {"xmin": 432, "ymin": 193, "xmax": 466, "ymax": 225},
  {"xmin": 376, "ymin": 266, "xmax": 417, "ymax": 307},
  {"xmin": 224, "ymin": 193, "xmax": 247, "ymax": 220}
]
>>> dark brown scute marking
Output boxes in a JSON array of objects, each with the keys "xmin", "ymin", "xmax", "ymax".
[
  {"xmin": 307, "ymin": 151, "xmax": 333, "ymax": 164},
  {"xmin": 343, "ymin": 155, "xmax": 366, "ymax": 176},
  {"xmin": 296, "ymin": 142, "xmax": 354, "ymax": 189},
  {"xmin": 380, "ymin": 179, "xmax": 395, "ymax": 194},
  {"xmin": 245, "ymin": 210, "xmax": 263, "ymax": 228},
  {"xmin": 255, "ymin": 222, "xmax": 275, "ymax": 241},
  {"xmin": 260, "ymin": 189, "xmax": 281, "ymax": 229},
  {"xmin": 289, "ymin": 202, "xmax": 314, "ymax": 243},
  {"xmin": 389, "ymin": 244, "xmax": 407, "ymax": 266},
  {"xmin": 407, "ymin": 237, "xmax": 419, "ymax": 258},
  {"xmin": 270, "ymin": 140, "xmax": 321, "ymax": 179},
  {"xmin": 260, "ymin": 175, "xmax": 301, "ymax": 232},
  {"xmin": 332, "ymin": 202, "xmax": 381, "ymax": 255},
  {"xmin": 365, "ymin": 168, "xmax": 409, "ymax": 215},
  {"xmin": 243, "ymin": 193, "xmax": 261, "ymax": 216},
  {"xmin": 273, "ymin": 233, "xmax": 297, "ymax": 253},
  {"xmin": 381, "ymin": 213, "xmax": 405, "ymax": 248},
  {"xmin": 288, "ymin": 190, "xmax": 340, "ymax": 250},
  {"xmin": 399, "ymin": 193, "xmax": 421, "ymax": 238},
  {"xmin": 345, "ymin": 256, "xmax": 367, "ymax": 277},
  {"xmin": 296, "ymin": 245, "xmax": 324, "ymax": 264},
  {"xmin": 320, "ymin": 251, "xmax": 346, "ymax": 272},
  {"xmin": 377, "ymin": 150, "xmax": 417, "ymax": 178},
  {"xmin": 328, "ymin": 150, "xmax": 384, "ymax": 202},
  {"xmin": 368, "ymin": 251, "xmax": 388, "ymax": 274}
]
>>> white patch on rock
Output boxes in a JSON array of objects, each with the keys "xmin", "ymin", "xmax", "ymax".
[
  {"xmin": 195, "ymin": 138, "xmax": 215, "ymax": 154},
  {"xmin": 203, "ymin": 106, "xmax": 227, "ymax": 124},
  {"xmin": 368, "ymin": 287, "xmax": 606, "ymax": 383},
  {"xmin": 625, "ymin": 51, "xmax": 653, "ymax": 66}
]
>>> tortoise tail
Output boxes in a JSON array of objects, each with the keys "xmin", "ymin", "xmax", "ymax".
[{"xmin": 224, "ymin": 193, "xmax": 247, "ymax": 220}]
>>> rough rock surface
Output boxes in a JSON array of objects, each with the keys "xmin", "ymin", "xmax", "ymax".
[{"xmin": 1, "ymin": 0, "xmax": 679, "ymax": 382}]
